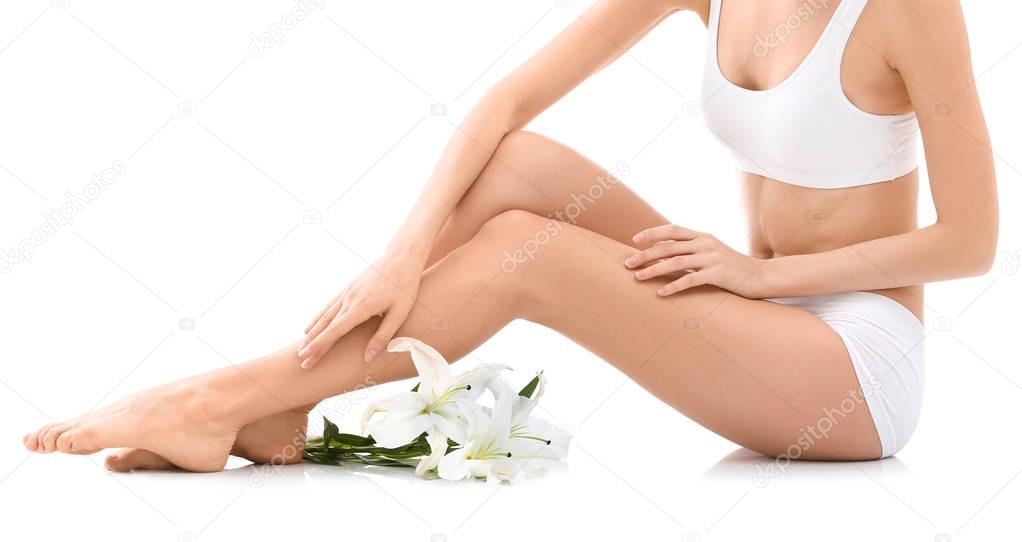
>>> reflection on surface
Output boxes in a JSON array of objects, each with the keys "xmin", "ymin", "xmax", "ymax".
[
  {"xmin": 175, "ymin": 454, "xmax": 573, "ymax": 488},
  {"xmin": 701, "ymin": 448, "xmax": 912, "ymax": 487}
]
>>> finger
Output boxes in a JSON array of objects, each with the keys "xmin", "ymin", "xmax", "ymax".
[
  {"xmin": 364, "ymin": 306, "xmax": 407, "ymax": 362},
  {"xmin": 299, "ymin": 310, "xmax": 368, "ymax": 369},
  {"xmin": 632, "ymin": 224, "xmax": 701, "ymax": 247},
  {"xmin": 658, "ymin": 272, "xmax": 709, "ymax": 296},
  {"xmin": 625, "ymin": 240, "xmax": 701, "ymax": 269},
  {"xmin": 634, "ymin": 255, "xmax": 704, "ymax": 281},
  {"xmin": 304, "ymin": 294, "xmax": 340, "ymax": 333},
  {"xmin": 303, "ymin": 300, "xmax": 345, "ymax": 349},
  {"xmin": 299, "ymin": 312, "xmax": 361, "ymax": 369}
]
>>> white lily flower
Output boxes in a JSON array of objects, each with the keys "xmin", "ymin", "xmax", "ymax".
[
  {"xmin": 438, "ymin": 391, "xmax": 563, "ymax": 483},
  {"xmin": 361, "ymin": 337, "xmax": 506, "ymax": 475},
  {"xmin": 437, "ymin": 396, "xmax": 515, "ymax": 483},
  {"xmin": 491, "ymin": 374, "xmax": 572, "ymax": 460}
]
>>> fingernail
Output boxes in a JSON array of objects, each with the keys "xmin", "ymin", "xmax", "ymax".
[
  {"xmin": 635, "ymin": 271, "xmax": 645, "ymax": 280},
  {"xmin": 633, "ymin": 234, "xmax": 642, "ymax": 242},
  {"xmin": 300, "ymin": 359, "xmax": 311, "ymax": 369},
  {"xmin": 298, "ymin": 346, "xmax": 309, "ymax": 358},
  {"xmin": 657, "ymin": 288, "xmax": 667, "ymax": 296},
  {"xmin": 364, "ymin": 349, "xmax": 376, "ymax": 362},
  {"xmin": 625, "ymin": 257, "xmax": 636, "ymax": 267}
]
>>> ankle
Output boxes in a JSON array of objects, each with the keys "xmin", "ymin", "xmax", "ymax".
[
  {"xmin": 186, "ymin": 368, "xmax": 300, "ymax": 426},
  {"xmin": 158, "ymin": 383, "xmax": 230, "ymax": 424}
]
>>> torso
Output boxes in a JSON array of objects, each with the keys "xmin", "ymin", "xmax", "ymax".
[{"xmin": 698, "ymin": 0, "xmax": 923, "ymax": 321}]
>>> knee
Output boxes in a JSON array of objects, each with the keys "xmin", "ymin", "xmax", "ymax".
[
  {"xmin": 475, "ymin": 210, "xmax": 568, "ymax": 277},
  {"xmin": 477, "ymin": 209, "xmax": 551, "ymax": 245}
]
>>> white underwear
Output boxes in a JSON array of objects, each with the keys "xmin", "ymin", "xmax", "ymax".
[{"xmin": 767, "ymin": 291, "xmax": 926, "ymax": 457}]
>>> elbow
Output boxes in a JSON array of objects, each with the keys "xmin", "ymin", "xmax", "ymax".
[
  {"xmin": 971, "ymin": 220, "xmax": 1000, "ymax": 276},
  {"xmin": 934, "ymin": 216, "xmax": 998, "ymax": 278},
  {"xmin": 962, "ymin": 247, "xmax": 996, "ymax": 277},
  {"xmin": 478, "ymin": 83, "xmax": 522, "ymax": 134},
  {"xmin": 955, "ymin": 231, "xmax": 999, "ymax": 278},
  {"xmin": 970, "ymin": 242, "xmax": 998, "ymax": 276}
]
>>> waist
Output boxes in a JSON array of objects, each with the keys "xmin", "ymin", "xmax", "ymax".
[{"xmin": 743, "ymin": 170, "xmax": 924, "ymax": 321}]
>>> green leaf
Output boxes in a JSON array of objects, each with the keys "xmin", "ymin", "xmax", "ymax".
[
  {"xmin": 322, "ymin": 417, "xmax": 339, "ymax": 450},
  {"xmin": 331, "ymin": 433, "xmax": 376, "ymax": 447},
  {"xmin": 518, "ymin": 371, "xmax": 543, "ymax": 398}
]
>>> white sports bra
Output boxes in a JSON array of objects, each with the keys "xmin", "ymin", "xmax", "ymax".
[{"xmin": 701, "ymin": 0, "xmax": 920, "ymax": 189}]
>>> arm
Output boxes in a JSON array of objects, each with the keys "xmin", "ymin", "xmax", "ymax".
[
  {"xmin": 390, "ymin": 0, "xmax": 696, "ymax": 263},
  {"xmin": 300, "ymin": 0, "xmax": 697, "ymax": 367},
  {"xmin": 758, "ymin": 0, "xmax": 998, "ymax": 297},
  {"xmin": 627, "ymin": 0, "xmax": 997, "ymax": 299}
]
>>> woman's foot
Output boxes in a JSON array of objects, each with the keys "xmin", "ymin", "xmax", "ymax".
[
  {"xmin": 104, "ymin": 406, "xmax": 311, "ymax": 472},
  {"xmin": 22, "ymin": 382, "xmax": 242, "ymax": 472}
]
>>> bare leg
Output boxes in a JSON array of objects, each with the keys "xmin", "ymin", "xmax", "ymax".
[
  {"xmin": 104, "ymin": 130, "xmax": 670, "ymax": 471},
  {"xmin": 425, "ymin": 130, "xmax": 670, "ymax": 265},
  {"xmin": 24, "ymin": 210, "xmax": 881, "ymax": 470}
]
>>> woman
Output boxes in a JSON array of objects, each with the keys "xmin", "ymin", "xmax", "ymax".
[{"xmin": 23, "ymin": 0, "xmax": 997, "ymax": 471}]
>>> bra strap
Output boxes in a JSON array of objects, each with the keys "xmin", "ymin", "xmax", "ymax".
[
  {"xmin": 831, "ymin": 0, "xmax": 870, "ymax": 52},
  {"xmin": 708, "ymin": 0, "xmax": 722, "ymax": 42},
  {"xmin": 808, "ymin": 0, "xmax": 869, "ymax": 88}
]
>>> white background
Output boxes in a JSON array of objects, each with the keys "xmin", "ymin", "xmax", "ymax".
[{"xmin": 1, "ymin": 1, "xmax": 1020, "ymax": 541}]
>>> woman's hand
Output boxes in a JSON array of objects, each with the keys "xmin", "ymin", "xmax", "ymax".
[
  {"xmin": 298, "ymin": 254, "xmax": 423, "ymax": 369},
  {"xmin": 625, "ymin": 225, "xmax": 768, "ymax": 299}
]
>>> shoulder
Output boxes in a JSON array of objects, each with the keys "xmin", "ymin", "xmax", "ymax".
[
  {"xmin": 602, "ymin": 0, "xmax": 710, "ymax": 26},
  {"xmin": 601, "ymin": 0, "xmax": 707, "ymax": 15},
  {"xmin": 869, "ymin": 0, "xmax": 967, "ymax": 45},
  {"xmin": 863, "ymin": 0, "xmax": 969, "ymax": 69},
  {"xmin": 880, "ymin": 0, "xmax": 962, "ymax": 19}
]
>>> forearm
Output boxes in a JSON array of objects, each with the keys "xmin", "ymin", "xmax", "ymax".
[
  {"xmin": 383, "ymin": 0, "xmax": 690, "ymax": 264},
  {"xmin": 758, "ymin": 223, "xmax": 997, "ymax": 298},
  {"xmin": 387, "ymin": 88, "xmax": 517, "ymax": 263}
]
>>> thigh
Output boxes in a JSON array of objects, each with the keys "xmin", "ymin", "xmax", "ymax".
[
  {"xmin": 444, "ymin": 211, "xmax": 882, "ymax": 460},
  {"xmin": 428, "ymin": 131, "xmax": 669, "ymax": 265}
]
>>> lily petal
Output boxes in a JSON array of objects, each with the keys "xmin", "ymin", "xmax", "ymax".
[
  {"xmin": 489, "ymin": 381, "xmax": 514, "ymax": 444},
  {"xmin": 416, "ymin": 430, "xmax": 449, "ymax": 476},
  {"xmin": 508, "ymin": 437, "xmax": 563, "ymax": 466},
  {"xmin": 456, "ymin": 399, "xmax": 491, "ymax": 443},
  {"xmin": 367, "ymin": 409, "xmax": 431, "ymax": 448},
  {"xmin": 387, "ymin": 337, "xmax": 454, "ymax": 396},
  {"xmin": 438, "ymin": 447, "xmax": 474, "ymax": 481},
  {"xmin": 451, "ymin": 364, "xmax": 509, "ymax": 399},
  {"xmin": 360, "ymin": 392, "xmax": 427, "ymax": 433},
  {"xmin": 490, "ymin": 376, "xmax": 540, "ymax": 427},
  {"xmin": 517, "ymin": 416, "xmax": 572, "ymax": 459},
  {"xmin": 430, "ymin": 409, "xmax": 468, "ymax": 445}
]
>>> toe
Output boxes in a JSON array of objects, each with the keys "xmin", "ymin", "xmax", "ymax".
[
  {"xmin": 55, "ymin": 431, "xmax": 72, "ymax": 453},
  {"xmin": 105, "ymin": 448, "xmax": 176, "ymax": 472},
  {"xmin": 42, "ymin": 424, "xmax": 71, "ymax": 453},
  {"xmin": 28, "ymin": 424, "xmax": 55, "ymax": 452},
  {"xmin": 56, "ymin": 426, "xmax": 103, "ymax": 455}
]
